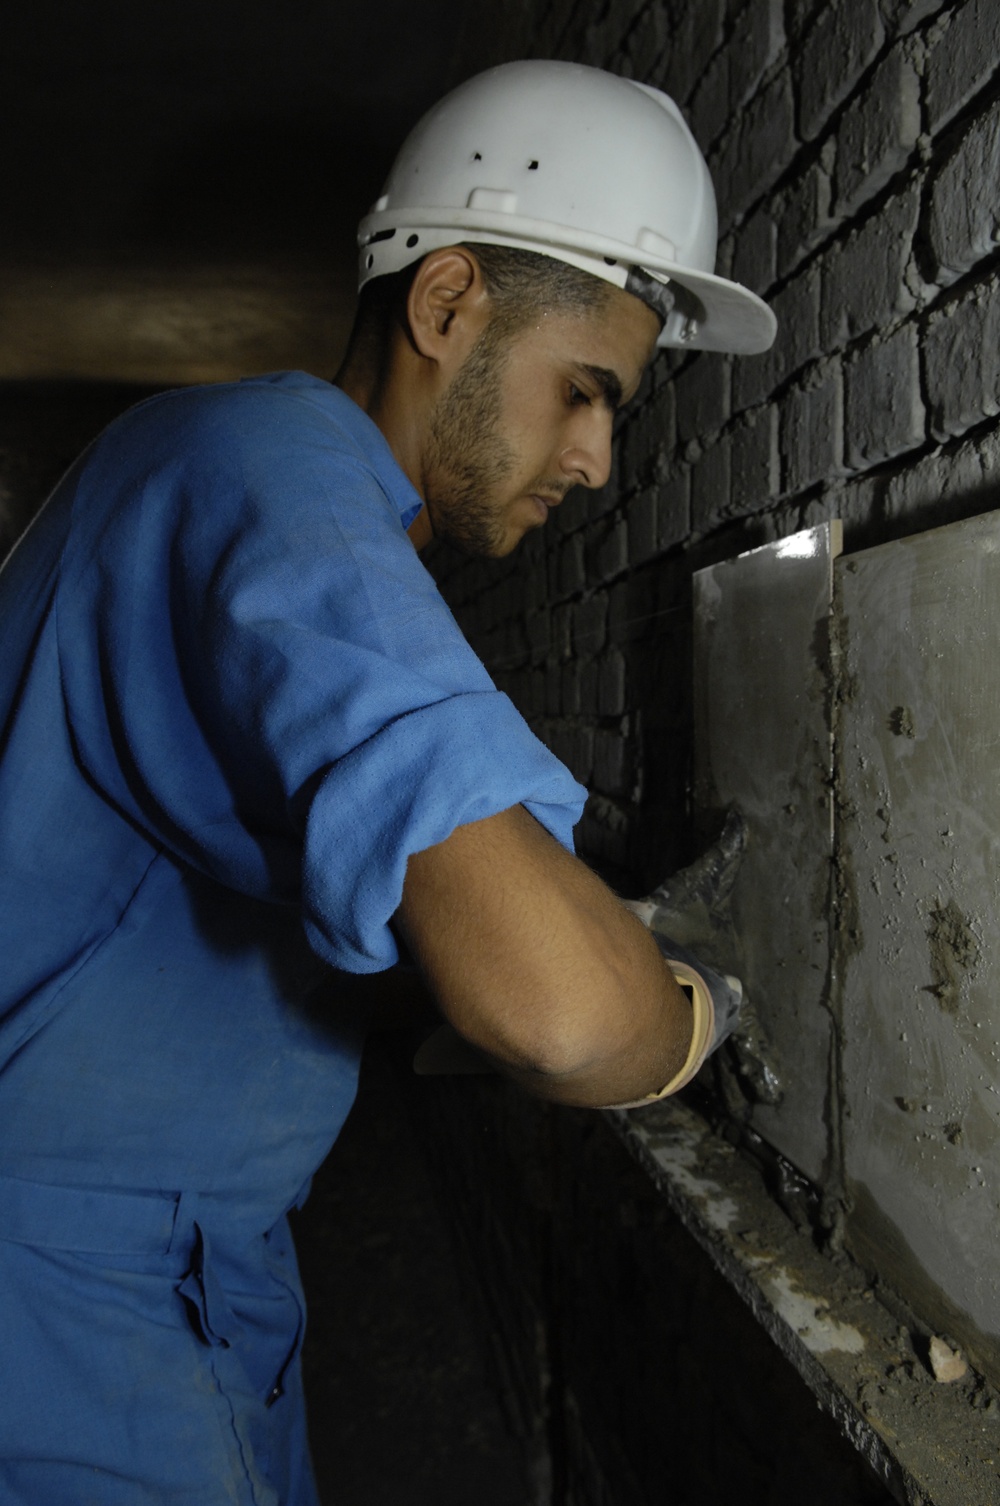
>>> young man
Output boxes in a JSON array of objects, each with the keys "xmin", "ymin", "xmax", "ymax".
[{"xmin": 0, "ymin": 61, "xmax": 774, "ymax": 1506}]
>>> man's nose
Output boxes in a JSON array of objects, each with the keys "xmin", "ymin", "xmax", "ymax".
[{"xmin": 559, "ymin": 417, "xmax": 614, "ymax": 490}]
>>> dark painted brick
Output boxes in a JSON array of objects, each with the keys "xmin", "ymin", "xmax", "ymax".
[
  {"xmin": 927, "ymin": 0, "xmax": 999, "ymax": 134},
  {"xmin": 627, "ymin": 488, "xmax": 658, "ymax": 566},
  {"xmin": 820, "ymin": 183, "xmax": 919, "ymax": 347},
  {"xmin": 925, "ymin": 271, "xmax": 1000, "ymax": 441},
  {"xmin": 730, "ymin": 405, "xmax": 780, "ymax": 517},
  {"xmin": 580, "ymin": 658, "xmax": 600, "ymax": 716},
  {"xmin": 546, "ymin": 547, "xmax": 560, "ymax": 601},
  {"xmin": 658, "ymin": 468, "xmax": 691, "ymax": 551},
  {"xmin": 524, "ymin": 546, "xmax": 548, "ymax": 612},
  {"xmin": 675, "ymin": 353, "xmax": 731, "ymax": 443},
  {"xmin": 593, "ymin": 727, "xmax": 632, "ymax": 796},
  {"xmin": 544, "ymin": 661, "xmax": 561, "ymax": 714},
  {"xmin": 552, "ymin": 603, "xmax": 573, "ymax": 661},
  {"xmin": 732, "ymin": 208, "xmax": 778, "ymax": 301},
  {"xmin": 593, "ymin": 517, "xmax": 629, "ymax": 581},
  {"xmin": 627, "ymin": 0, "xmax": 669, "ymax": 77},
  {"xmin": 598, "ymin": 650, "xmax": 628, "ymax": 716},
  {"xmin": 797, "ymin": 0, "xmax": 885, "ymax": 143},
  {"xmin": 787, "ymin": 0, "xmax": 825, "ymax": 41},
  {"xmin": 777, "ymin": 152, "xmax": 835, "ymax": 278},
  {"xmin": 621, "ymin": 386, "xmax": 675, "ymax": 494},
  {"xmin": 844, "ymin": 323, "xmax": 925, "ymax": 466},
  {"xmin": 557, "ymin": 534, "xmax": 586, "ymax": 597},
  {"xmin": 729, "ymin": 0, "xmax": 785, "ymax": 114},
  {"xmin": 878, "ymin": 0, "xmax": 945, "ymax": 38},
  {"xmin": 928, "ymin": 101, "xmax": 1000, "ymax": 285},
  {"xmin": 573, "ymin": 594, "xmax": 608, "ymax": 658},
  {"xmin": 883, "ymin": 426, "xmax": 1000, "ymax": 529},
  {"xmin": 711, "ymin": 68, "xmax": 796, "ymax": 229},
  {"xmin": 691, "ymin": 46, "xmax": 730, "ymax": 150},
  {"xmin": 733, "ymin": 267, "xmax": 820, "ymax": 411},
  {"xmin": 659, "ymin": 0, "xmax": 725, "ymax": 104},
  {"xmin": 607, "ymin": 579, "xmax": 630, "ymax": 648},
  {"xmin": 834, "ymin": 42, "xmax": 921, "ymax": 217},
  {"xmin": 691, "ymin": 431, "xmax": 732, "ymax": 534},
  {"xmin": 561, "ymin": 662, "xmax": 581, "ymax": 717},
  {"xmin": 587, "ymin": 474, "xmax": 619, "ymax": 522},
  {"xmin": 782, "ymin": 364, "xmax": 845, "ymax": 492}
]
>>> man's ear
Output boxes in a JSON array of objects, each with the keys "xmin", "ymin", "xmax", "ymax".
[{"xmin": 406, "ymin": 247, "xmax": 491, "ymax": 367}]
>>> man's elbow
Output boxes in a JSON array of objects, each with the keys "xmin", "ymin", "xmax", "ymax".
[{"xmin": 458, "ymin": 969, "xmax": 658, "ymax": 1086}]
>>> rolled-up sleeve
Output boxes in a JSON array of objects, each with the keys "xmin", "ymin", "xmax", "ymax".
[{"xmin": 303, "ymin": 691, "xmax": 582, "ymax": 970}]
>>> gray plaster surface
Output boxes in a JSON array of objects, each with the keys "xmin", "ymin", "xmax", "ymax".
[
  {"xmin": 836, "ymin": 514, "xmax": 1000, "ymax": 1382},
  {"xmin": 693, "ymin": 522, "xmax": 842, "ymax": 1181}
]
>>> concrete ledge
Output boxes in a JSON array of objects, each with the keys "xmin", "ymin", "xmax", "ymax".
[{"xmin": 608, "ymin": 1098, "xmax": 1000, "ymax": 1506}]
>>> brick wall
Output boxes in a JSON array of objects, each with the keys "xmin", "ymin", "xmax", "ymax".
[
  {"xmin": 439, "ymin": 0, "xmax": 1000, "ymax": 892},
  {"xmin": 416, "ymin": 2, "xmax": 1000, "ymax": 1498}
]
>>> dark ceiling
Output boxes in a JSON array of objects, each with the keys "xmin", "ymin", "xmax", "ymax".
[
  {"xmin": 0, "ymin": 0, "xmax": 474, "ymax": 263},
  {"xmin": 0, "ymin": 1, "xmax": 484, "ymax": 379}
]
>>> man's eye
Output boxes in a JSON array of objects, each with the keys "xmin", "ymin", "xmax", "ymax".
[{"xmin": 568, "ymin": 383, "xmax": 590, "ymax": 406}]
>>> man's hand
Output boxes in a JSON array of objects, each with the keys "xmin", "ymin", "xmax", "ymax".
[
  {"xmin": 395, "ymin": 804, "xmax": 696, "ymax": 1109},
  {"xmin": 623, "ymin": 807, "xmax": 747, "ymax": 966},
  {"xmin": 618, "ymin": 809, "xmax": 753, "ymax": 1098}
]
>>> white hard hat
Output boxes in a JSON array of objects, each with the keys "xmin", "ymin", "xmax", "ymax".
[{"xmin": 357, "ymin": 60, "xmax": 776, "ymax": 355}]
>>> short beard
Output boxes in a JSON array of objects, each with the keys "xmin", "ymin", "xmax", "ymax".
[{"xmin": 424, "ymin": 327, "xmax": 518, "ymax": 557}]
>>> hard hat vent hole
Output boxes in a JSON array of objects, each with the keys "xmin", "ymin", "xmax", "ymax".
[
  {"xmin": 406, "ymin": 233, "xmax": 419, "ymax": 248},
  {"xmin": 366, "ymin": 254, "xmax": 374, "ymax": 269},
  {"xmin": 528, "ymin": 160, "xmax": 539, "ymax": 170},
  {"xmin": 473, "ymin": 151, "xmax": 482, "ymax": 161},
  {"xmin": 604, "ymin": 257, "xmax": 618, "ymax": 266}
]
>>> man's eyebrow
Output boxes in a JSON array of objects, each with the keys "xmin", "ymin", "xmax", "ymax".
[{"xmin": 578, "ymin": 364, "xmax": 624, "ymax": 411}]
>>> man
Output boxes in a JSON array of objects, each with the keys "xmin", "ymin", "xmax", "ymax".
[{"xmin": 0, "ymin": 60, "xmax": 774, "ymax": 1506}]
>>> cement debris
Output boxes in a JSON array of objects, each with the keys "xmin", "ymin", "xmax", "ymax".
[{"xmin": 929, "ymin": 1337, "xmax": 968, "ymax": 1385}]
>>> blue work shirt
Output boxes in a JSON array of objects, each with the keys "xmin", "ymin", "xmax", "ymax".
[
  {"xmin": 0, "ymin": 372, "xmax": 586, "ymax": 1504},
  {"xmin": 0, "ymin": 370, "xmax": 585, "ymax": 1203}
]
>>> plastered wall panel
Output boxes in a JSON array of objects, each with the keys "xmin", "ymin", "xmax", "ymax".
[
  {"xmin": 837, "ymin": 514, "xmax": 1000, "ymax": 1376},
  {"xmin": 693, "ymin": 523, "xmax": 841, "ymax": 1182}
]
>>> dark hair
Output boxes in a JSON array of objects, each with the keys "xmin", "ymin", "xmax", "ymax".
[
  {"xmin": 465, "ymin": 243, "xmax": 614, "ymax": 334},
  {"xmin": 351, "ymin": 242, "xmax": 615, "ymax": 358}
]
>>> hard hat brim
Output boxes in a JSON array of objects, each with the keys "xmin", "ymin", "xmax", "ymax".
[
  {"xmin": 358, "ymin": 210, "xmax": 776, "ymax": 355},
  {"xmin": 662, "ymin": 265, "xmax": 777, "ymax": 355}
]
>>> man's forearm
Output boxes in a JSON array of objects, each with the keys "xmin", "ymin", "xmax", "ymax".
[{"xmin": 396, "ymin": 804, "xmax": 693, "ymax": 1108}]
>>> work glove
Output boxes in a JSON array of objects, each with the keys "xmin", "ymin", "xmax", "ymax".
[
  {"xmin": 622, "ymin": 806, "xmax": 746, "ymax": 966},
  {"xmin": 602, "ymin": 933, "xmax": 744, "ymax": 1107},
  {"xmin": 609, "ymin": 809, "xmax": 747, "ymax": 1107}
]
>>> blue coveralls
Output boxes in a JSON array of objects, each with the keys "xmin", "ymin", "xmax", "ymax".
[{"xmin": 0, "ymin": 373, "xmax": 585, "ymax": 1505}]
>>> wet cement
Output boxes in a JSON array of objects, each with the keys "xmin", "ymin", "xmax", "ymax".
[
  {"xmin": 836, "ymin": 514, "xmax": 1000, "ymax": 1375},
  {"xmin": 925, "ymin": 898, "xmax": 980, "ymax": 1014}
]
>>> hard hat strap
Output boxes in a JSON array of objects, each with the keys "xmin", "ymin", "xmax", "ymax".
[{"xmin": 624, "ymin": 264, "xmax": 675, "ymax": 327}]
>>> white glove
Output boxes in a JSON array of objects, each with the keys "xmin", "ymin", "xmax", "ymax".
[{"xmin": 609, "ymin": 810, "xmax": 748, "ymax": 1107}]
